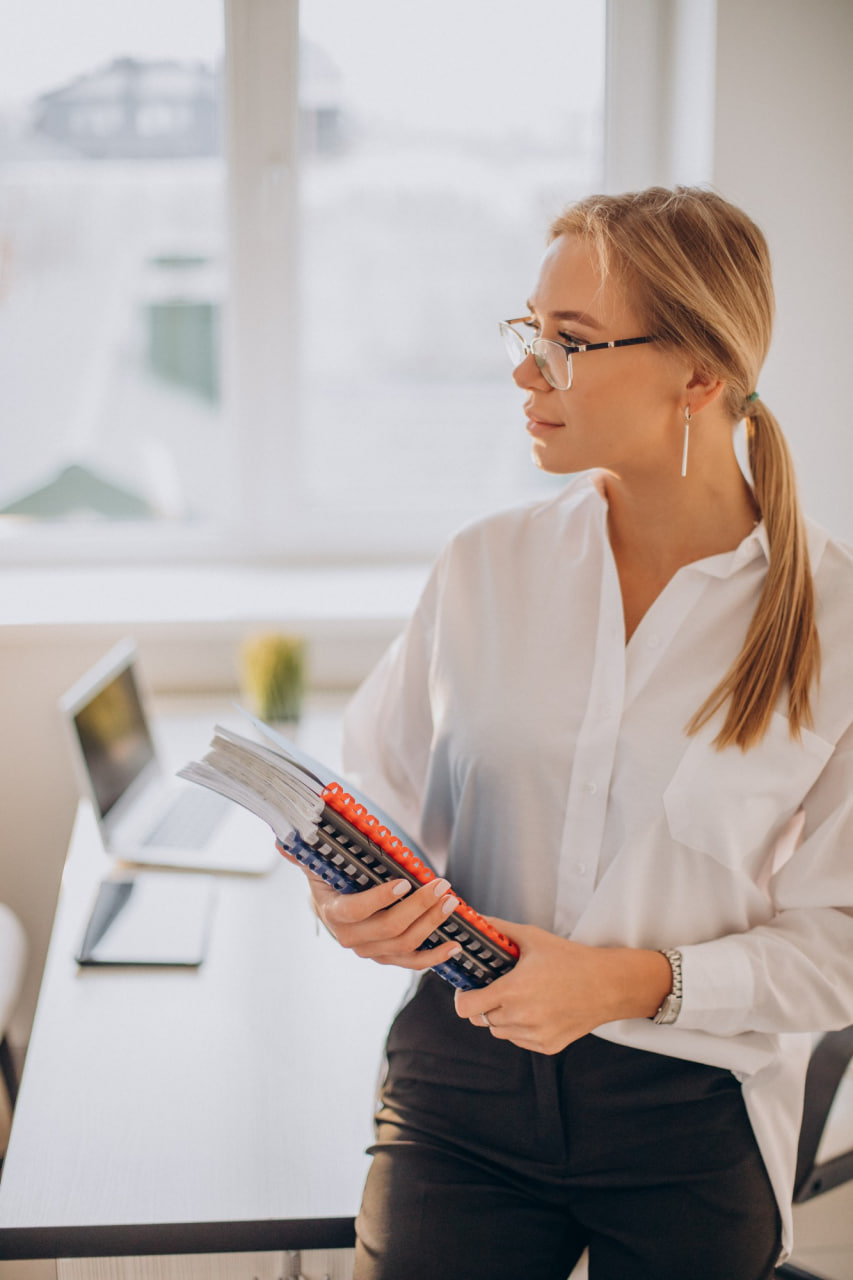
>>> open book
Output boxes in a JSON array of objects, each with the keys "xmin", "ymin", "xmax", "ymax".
[{"xmin": 178, "ymin": 719, "xmax": 518, "ymax": 990}]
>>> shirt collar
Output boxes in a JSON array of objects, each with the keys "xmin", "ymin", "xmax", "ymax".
[
  {"xmin": 584, "ymin": 469, "xmax": 771, "ymax": 582},
  {"xmin": 689, "ymin": 522, "xmax": 769, "ymax": 579},
  {"xmin": 689, "ymin": 519, "xmax": 830, "ymax": 580},
  {"xmin": 583, "ymin": 470, "xmax": 829, "ymax": 582}
]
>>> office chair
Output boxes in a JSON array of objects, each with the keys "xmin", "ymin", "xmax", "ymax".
[{"xmin": 776, "ymin": 1027, "xmax": 853, "ymax": 1279}]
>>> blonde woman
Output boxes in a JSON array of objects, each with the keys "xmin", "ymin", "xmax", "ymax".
[{"xmin": 299, "ymin": 188, "xmax": 853, "ymax": 1278}]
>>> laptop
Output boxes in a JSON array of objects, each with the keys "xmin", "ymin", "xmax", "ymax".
[{"xmin": 59, "ymin": 638, "xmax": 277, "ymax": 874}]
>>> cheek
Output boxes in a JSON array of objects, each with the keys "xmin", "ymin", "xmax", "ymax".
[
  {"xmin": 551, "ymin": 390, "xmax": 574, "ymax": 421},
  {"xmin": 560, "ymin": 384, "xmax": 616, "ymax": 428},
  {"xmin": 576, "ymin": 371, "xmax": 667, "ymax": 430}
]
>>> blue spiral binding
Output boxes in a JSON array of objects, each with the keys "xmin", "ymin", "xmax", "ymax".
[{"xmin": 278, "ymin": 830, "xmax": 490, "ymax": 990}]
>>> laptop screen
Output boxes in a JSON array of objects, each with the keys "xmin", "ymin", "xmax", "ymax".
[{"xmin": 72, "ymin": 665, "xmax": 157, "ymax": 820}]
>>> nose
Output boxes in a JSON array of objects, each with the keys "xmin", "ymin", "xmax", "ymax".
[{"xmin": 512, "ymin": 350, "xmax": 550, "ymax": 392}]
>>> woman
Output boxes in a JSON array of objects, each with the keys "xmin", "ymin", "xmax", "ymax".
[{"xmin": 296, "ymin": 187, "xmax": 853, "ymax": 1278}]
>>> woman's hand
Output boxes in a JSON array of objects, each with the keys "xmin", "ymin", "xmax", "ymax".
[
  {"xmin": 453, "ymin": 918, "xmax": 673, "ymax": 1055},
  {"xmin": 278, "ymin": 841, "xmax": 464, "ymax": 971}
]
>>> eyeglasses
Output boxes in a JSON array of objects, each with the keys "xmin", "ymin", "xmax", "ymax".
[{"xmin": 499, "ymin": 317, "xmax": 657, "ymax": 391}]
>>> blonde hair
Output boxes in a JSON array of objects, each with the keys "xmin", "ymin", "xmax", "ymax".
[{"xmin": 549, "ymin": 186, "xmax": 818, "ymax": 750}]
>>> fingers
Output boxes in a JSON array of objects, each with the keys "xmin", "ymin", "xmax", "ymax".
[
  {"xmin": 323, "ymin": 875, "xmax": 415, "ymax": 924},
  {"xmin": 453, "ymin": 996, "xmax": 533, "ymax": 1046},
  {"xmin": 278, "ymin": 840, "xmax": 425, "ymax": 915},
  {"xmin": 454, "ymin": 968, "xmax": 512, "ymax": 1022},
  {"xmin": 301, "ymin": 870, "xmax": 461, "ymax": 970},
  {"xmin": 371, "ymin": 935, "xmax": 463, "ymax": 973},
  {"xmin": 457, "ymin": 1004, "xmax": 503, "ymax": 1035},
  {"xmin": 482, "ymin": 914, "xmax": 530, "ymax": 951},
  {"xmin": 330, "ymin": 877, "xmax": 460, "ymax": 957}
]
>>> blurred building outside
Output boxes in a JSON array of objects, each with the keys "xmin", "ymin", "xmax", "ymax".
[{"xmin": 0, "ymin": 23, "xmax": 603, "ymax": 533}]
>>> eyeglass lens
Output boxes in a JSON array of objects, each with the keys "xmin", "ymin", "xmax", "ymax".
[{"xmin": 500, "ymin": 323, "xmax": 571, "ymax": 390}]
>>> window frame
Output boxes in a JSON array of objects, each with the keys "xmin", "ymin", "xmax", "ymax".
[{"xmin": 0, "ymin": 0, "xmax": 700, "ymax": 568}]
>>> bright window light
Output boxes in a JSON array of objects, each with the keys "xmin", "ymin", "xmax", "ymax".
[{"xmin": 0, "ymin": 0, "xmax": 605, "ymax": 558}]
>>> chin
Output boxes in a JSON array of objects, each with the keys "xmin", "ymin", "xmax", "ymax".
[{"xmin": 530, "ymin": 443, "xmax": 584, "ymax": 476}]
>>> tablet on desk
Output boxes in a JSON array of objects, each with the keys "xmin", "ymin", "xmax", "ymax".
[{"xmin": 77, "ymin": 872, "xmax": 217, "ymax": 967}]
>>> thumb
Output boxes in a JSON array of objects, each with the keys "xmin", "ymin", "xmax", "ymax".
[{"xmin": 481, "ymin": 914, "xmax": 529, "ymax": 952}]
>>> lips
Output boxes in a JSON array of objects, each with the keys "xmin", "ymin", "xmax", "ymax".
[{"xmin": 525, "ymin": 409, "xmax": 563, "ymax": 429}]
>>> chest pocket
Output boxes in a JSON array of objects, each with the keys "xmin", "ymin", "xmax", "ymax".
[{"xmin": 663, "ymin": 712, "xmax": 833, "ymax": 873}]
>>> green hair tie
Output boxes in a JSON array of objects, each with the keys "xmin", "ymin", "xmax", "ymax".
[{"xmin": 747, "ymin": 391, "xmax": 760, "ymax": 403}]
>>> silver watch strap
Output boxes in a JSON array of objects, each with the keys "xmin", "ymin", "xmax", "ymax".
[{"xmin": 652, "ymin": 948, "xmax": 683, "ymax": 1025}]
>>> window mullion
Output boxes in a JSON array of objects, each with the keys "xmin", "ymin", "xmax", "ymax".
[
  {"xmin": 605, "ymin": 0, "xmax": 716, "ymax": 192},
  {"xmin": 224, "ymin": 0, "xmax": 301, "ymax": 554}
]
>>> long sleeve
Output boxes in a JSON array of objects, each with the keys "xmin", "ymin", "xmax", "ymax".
[
  {"xmin": 341, "ymin": 556, "xmax": 444, "ymax": 866},
  {"xmin": 678, "ymin": 721, "xmax": 853, "ymax": 1037}
]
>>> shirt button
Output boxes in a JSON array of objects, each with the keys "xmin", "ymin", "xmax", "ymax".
[
  {"xmin": 584, "ymin": 781, "xmax": 598, "ymax": 795},
  {"xmin": 646, "ymin": 634, "xmax": 661, "ymax": 649},
  {"xmin": 575, "ymin": 862, "xmax": 588, "ymax": 875}
]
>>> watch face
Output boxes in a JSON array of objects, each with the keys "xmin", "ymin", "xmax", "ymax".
[{"xmin": 654, "ymin": 994, "xmax": 681, "ymax": 1025}]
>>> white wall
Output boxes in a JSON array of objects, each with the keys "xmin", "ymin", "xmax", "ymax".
[
  {"xmin": 712, "ymin": 0, "xmax": 853, "ymax": 546},
  {"xmin": 607, "ymin": 0, "xmax": 853, "ymax": 542},
  {"xmin": 0, "ymin": 636, "xmax": 106, "ymax": 1049}
]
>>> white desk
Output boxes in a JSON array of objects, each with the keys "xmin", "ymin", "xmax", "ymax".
[{"xmin": 0, "ymin": 705, "xmax": 411, "ymax": 1279}]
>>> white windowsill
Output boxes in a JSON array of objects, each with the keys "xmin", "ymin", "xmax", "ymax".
[{"xmin": 0, "ymin": 563, "xmax": 430, "ymax": 689}]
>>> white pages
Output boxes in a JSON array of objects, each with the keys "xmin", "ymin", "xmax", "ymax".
[{"xmin": 177, "ymin": 727, "xmax": 325, "ymax": 846}]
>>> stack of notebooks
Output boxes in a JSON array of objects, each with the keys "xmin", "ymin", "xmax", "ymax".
[{"xmin": 179, "ymin": 720, "xmax": 518, "ymax": 990}]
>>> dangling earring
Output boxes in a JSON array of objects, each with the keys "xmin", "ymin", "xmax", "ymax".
[{"xmin": 681, "ymin": 405, "xmax": 691, "ymax": 478}]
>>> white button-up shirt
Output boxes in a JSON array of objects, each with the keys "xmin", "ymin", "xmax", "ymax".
[{"xmin": 342, "ymin": 470, "xmax": 853, "ymax": 1255}]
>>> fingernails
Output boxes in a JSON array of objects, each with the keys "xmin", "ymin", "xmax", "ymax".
[
  {"xmin": 432, "ymin": 878, "xmax": 451, "ymax": 898},
  {"xmin": 449, "ymin": 944, "xmax": 462, "ymax": 957},
  {"xmin": 441, "ymin": 896, "xmax": 460, "ymax": 916},
  {"xmin": 392, "ymin": 880, "xmax": 412, "ymax": 896}
]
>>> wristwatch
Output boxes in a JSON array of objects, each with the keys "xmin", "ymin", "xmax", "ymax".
[{"xmin": 652, "ymin": 949, "xmax": 683, "ymax": 1025}]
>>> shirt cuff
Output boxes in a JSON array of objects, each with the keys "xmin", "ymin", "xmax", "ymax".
[{"xmin": 676, "ymin": 936, "xmax": 756, "ymax": 1035}]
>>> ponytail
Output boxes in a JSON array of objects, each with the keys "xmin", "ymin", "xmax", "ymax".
[{"xmin": 686, "ymin": 397, "xmax": 820, "ymax": 750}]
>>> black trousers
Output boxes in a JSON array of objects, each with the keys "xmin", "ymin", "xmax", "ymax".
[{"xmin": 355, "ymin": 972, "xmax": 781, "ymax": 1280}]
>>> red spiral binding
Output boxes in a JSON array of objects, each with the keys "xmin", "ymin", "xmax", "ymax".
[{"xmin": 322, "ymin": 783, "xmax": 519, "ymax": 959}]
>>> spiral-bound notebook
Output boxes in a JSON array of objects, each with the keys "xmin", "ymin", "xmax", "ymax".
[{"xmin": 178, "ymin": 717, "xmax": 518, "ymax": 990}]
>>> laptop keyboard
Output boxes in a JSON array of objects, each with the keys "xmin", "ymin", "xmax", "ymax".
[{"xmin": 143, "ymin": 789, "xmax": 230, "ymax": 850}]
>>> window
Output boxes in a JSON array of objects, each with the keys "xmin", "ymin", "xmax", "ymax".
[
  {"xmin": 296, "ymin": 0, "xmax": 606, "ymax": 555},
  {"xmin": 0, "ymin": 0, "xmax": 227, "ymax": 554},
  {"xmin": 0, "ymin": 0, "xmax": 606, "ymax": 563}
]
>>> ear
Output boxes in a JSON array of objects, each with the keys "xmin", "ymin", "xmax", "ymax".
[{"xmin": 686, "ymin": 369, "xmax": 726, "ymax": 415}]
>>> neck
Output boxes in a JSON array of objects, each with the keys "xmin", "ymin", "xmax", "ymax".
[
  {"xmin": 601, "ymin": 452, "xmax": 759, "ymax": 642},
  {"xmin": 606, "ymin": 468, "xmax": 758, "ymax": 568}
]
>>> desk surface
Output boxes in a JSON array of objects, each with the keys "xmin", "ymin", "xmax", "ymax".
[{"xmin": 0, "ymin": 705, "xmax": 411, "ymax": 1259}]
